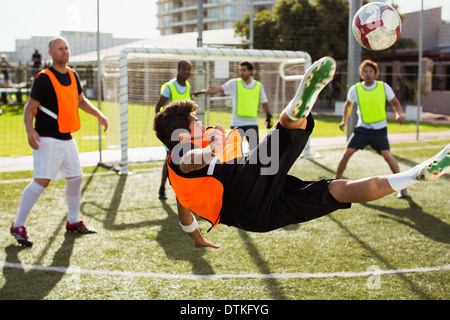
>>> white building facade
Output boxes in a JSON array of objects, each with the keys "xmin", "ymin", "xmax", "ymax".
[{"xmin": 156, "ymin": 0, "xmax": 276, "ymax": 36}]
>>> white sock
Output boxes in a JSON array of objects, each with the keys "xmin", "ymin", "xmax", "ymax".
[
  {"xmin": 14, "ymin": 181, "xmax": 46, "ymax": 227},
  {"xmin": 387, "ymin": 168, "xmax": 419, "ymax": 192},
  {"xmin": 283, "ymin": 100, "xmax": 299, "ymax": 121},
  {"xmin": 65, "ymin": 176, "xmax": 82, "ymax": 224}
]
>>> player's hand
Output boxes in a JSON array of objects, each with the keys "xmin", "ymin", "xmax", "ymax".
[
  {"xmin": 98, "ymin": 114, "xmax": 109, "ymax": 132},
  {"xmin": 338, "ymin": 121, "xmax": 346, "ymax": 131},
  {"xmin": 27, "ymin": 129, "xmax": 41, "ymax": 150},
  {"xmin": 193, "ymin": 90, "xmax": 206, "ymax": 97},
  {"xmin": 208, "ymin": 125, "xmax": 226, "ymax": 155},
  {"xmin": 265, "ymin": 112, "xmax": 273, "ymax": 129},
  {"xmin": 194, "ymin": 238, "xmax": 220, "ymax": 249},
  {"xmin": 396, "ymin": 114, "xmax": 404, "ymax": 125}
]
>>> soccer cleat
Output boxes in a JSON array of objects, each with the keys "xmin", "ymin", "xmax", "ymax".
[
  {"xmin": 66, "ymin": 220, "xmax": 97, "ymax": 234},
  {"xmin": 10, "ymin": 223, "xmax": 33, "ymax": 247},
  {"xmin": 159, "ymin": 186, "xmax": 167, "ymax": 200},
  {"xmin": 414, "ymin": 144, "xmax": 450, "ymax": 181},
  {"xmin": 287, "ymin": 56, "xmax": 336, "ymax": 120},
  {"xmin": 397, "ymin": 188, "xmax": 408, "ymax": 199}
]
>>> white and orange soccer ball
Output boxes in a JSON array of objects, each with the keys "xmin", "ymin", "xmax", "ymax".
[{"xmin": 352, "ymin": 2, "xmax": 402, "ymax": 51}]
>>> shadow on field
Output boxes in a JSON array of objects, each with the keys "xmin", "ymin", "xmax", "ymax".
[
  {"xmin": 81, "ymin": 172, "xmax": 158, "ymax": 230},
  {"xmin": 0, "ymin": 217, "xmax": 78, "ymax": 299},
  {"xmin": 80, "ymin": 169, "xmax": 132, "ymax": 230},
  {"xmin": 80, "ymin": 168, "xmax": 289, "ymax": 297},
  {"xmin": 307, "ymin": 158, "xmax": 445, "ymax": 299},
  {"xmin": 328, "ymin": 215, "xmax": 434, "ymax": 300},
  {"xmin": 80, "ymin": 166, "xmax": 215, "ymax": 276},
  {"xmin": 157, "ymin": 201, "xmax": 215, "ymax": 275},
  {"xmin": 361, "ymin": 198, "xmax": 450, "ymax": 245},
  {"xmin": 238, "ymin": 230, "xmax": 287, "ymax": 300}
]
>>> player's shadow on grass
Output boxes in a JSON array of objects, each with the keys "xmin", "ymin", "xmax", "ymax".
[
  {"xmin": 81, "ymin": 168, "xmax": 215, "ymax": 276},
  {"xmin": 238, "ymin": 230, "xmax": 287, "ymax": 300},
  {"xmin": 0, "ymin": 217, "xmax": 77, "ymax": 299},
  {"xmin": 328, "ymin": 214, "xmax": 434, "ymax": 299},
  {"xmin": 341, "ymin": 153, "xmax": 450, "ymax": 243},
  {"xmin": 80, "ymin": 173, "xmax": 157, "ymax": 230},
  {"xmin": 157, "ymin": 201, "xmax": 215, "ymax": 276},
  {"xmin": 360, "ymin": 197, "xmax": 450, "ymax": 245},
  {"xmin": 308, "ymin": 157, "xmax": 442, "ymax": 298}
]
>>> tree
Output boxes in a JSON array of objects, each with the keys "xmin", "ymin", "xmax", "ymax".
[
  {"xmin": 234, "ymin": 0, "xmax": 415, "ymax": 61},
  {"xmin": 234, "ymin": 10, "xmax": 278, "ymax": 50},
  {"xmin": 314, "ymin": 0, "xmax": 349, "ymax": 60},
  {"xmin": 234, "ymin": 0, "xmax": 349, "ymax": 60}
]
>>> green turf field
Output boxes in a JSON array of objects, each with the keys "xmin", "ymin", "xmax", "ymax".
[{"xmin": 0, "ymin": 140, "xmax": 448, "ymax": 300}]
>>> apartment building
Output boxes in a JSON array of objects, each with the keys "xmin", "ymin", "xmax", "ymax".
[{"xmin": 156, "ymin": 0, "xmax": 276, "ymax": 36}]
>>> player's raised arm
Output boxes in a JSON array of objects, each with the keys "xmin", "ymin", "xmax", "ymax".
[{"xmin": 180, "ymin": 124, "xmax": 226, "ymax": 174}]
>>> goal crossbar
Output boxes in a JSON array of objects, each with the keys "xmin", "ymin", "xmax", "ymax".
[{"xmin": 115, "ymin": 46, "xmax": 311, "ymax": 175}]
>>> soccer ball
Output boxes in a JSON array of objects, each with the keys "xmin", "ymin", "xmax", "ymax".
[{"xmin": 352, "ymin": 2, "xmax": 402, "ymax": 51}]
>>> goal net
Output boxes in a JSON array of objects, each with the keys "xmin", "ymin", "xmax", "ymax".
[{"xmin": 101, "ymin": 47, "xmax": 312, "ymax": 174}]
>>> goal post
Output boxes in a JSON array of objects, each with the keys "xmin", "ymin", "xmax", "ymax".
[{"xmin": 102, "ymin": 46, "xmax": 312, "ymax": 175}]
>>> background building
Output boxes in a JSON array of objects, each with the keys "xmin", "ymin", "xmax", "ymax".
[
  {"xmin": 375, "ymin": 7, "xmax": 450, "ymax": 115},
  {"xmin": 4, "ymin": 31, "xmax": 142, "ymax": 64},
  {"xmin": 156, "ymin": 0, "xmax": 276, "ymax": 35}
]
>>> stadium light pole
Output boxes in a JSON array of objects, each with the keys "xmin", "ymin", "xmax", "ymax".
[
  {"xmin": 346, "ymin": 0, "xmax": 362, "ymax": 140},
  {"xmin": 416, "ymin": 0, "xmax": 424, "ymax": 140}
]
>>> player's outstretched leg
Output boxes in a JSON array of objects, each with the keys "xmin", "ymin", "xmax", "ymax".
[
  {"xmin": 388, "ymin": 143, "xmax": 450, "ymax": 192},
  {"xmin": 330, "ymin": 144, "xmax": 450, "ymax": 204},
  {"xmin": 285, "ymin": 56, "xmax": 336, "ymax": 121}
]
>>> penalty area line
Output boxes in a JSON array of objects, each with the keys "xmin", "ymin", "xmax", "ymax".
[{"xmin": 0, "ymin": 262, "xmax": 449, "ymax": 280}]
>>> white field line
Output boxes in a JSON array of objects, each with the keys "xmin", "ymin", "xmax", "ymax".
[{"xmin": 0, "ymin": 262, "xmax": 449, "ymax": 280}]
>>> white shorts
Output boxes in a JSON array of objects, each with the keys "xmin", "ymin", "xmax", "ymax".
[{"xmin": 33, "ymin": 137, "xmax": 83, "ymax": 180}]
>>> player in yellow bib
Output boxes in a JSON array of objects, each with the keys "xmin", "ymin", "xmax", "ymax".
[
  {"xmin": 336, "ymin": 59, "xmax": 407, "ymax": 198},
  {"xmin": 194, "ymin": 61, "xmax": 273, "ymax": 153}
]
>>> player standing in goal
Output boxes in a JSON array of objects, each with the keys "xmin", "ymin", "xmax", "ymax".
[
  {"xmin": 335, "ymin": 60, "xmax": 407, "ymax": 198},
  {"xmin": 194, "ymin": 61, "xmax": 273, "ymax": 152},
  {"xmin": 153, "ymin": 56, "xmax": 449, "ymax": 249}
]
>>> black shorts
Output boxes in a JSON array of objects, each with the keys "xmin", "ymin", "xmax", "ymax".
[
  {"xmin": 219, "ymin": 114, "xmax": 351, "ymax": 232},
  {"xmin": 347, "ymin": 127, "xmax": 390, "ymax": 152}
]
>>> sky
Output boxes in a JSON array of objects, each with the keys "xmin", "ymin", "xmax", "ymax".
[
  {"xmin": 0, "ymin": 0, "xmax": 159, "ymax": 52},
  {"xmin": 0, "ymin": 0, "xmax": 449, "ymax": 52}
]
